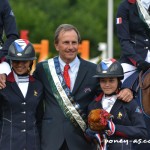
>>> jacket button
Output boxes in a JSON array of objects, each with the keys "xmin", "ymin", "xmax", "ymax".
[
  {"xmin": 21, "ymin": 129, "xmax": 26, "ymax": 132},
  {"xmin": 21, "ymin": 111, "xmax": 26, "ymax": 114},
  {"xmin": 145, "ymin": 39, "xmax": 149, "ymax": 41},
  {"xmin": 22, "ymin": 102, "xmax": 26, "ymax": 105},
  {"xmin": 21, "ymin": 120, "xmax": 26, "ymax": 123}
]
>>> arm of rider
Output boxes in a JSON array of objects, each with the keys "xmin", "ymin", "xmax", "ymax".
[
  {"xmin": 0, "ymin": 74, "xmax": 7, "ymax": 89},
  {"xmin": 117, "ymin": 88, "xmax": 133, "ymax": 102}
]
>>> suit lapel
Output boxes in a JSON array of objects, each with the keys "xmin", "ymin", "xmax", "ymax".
[
  {"xmin": 72, "ymin": 59, "xmax": 88, "ymax": 95},
  {"xmin": 11, "ymin": 80, "xmax": 35, "ymax": 101},
  {"xmin": 10, "ymin": 82, "xmax": 25, "ymax": 100},
  {"xmin": 7, "ymin": 72, "xmax": 24, "ymax": 100},
  {"xmin": 25, "ymin": 82, "xmax": 36, "ymax": 101},
  {"xmin": 7, "ymin": 71, "xmax": 35, "ymax": 101},
  {"xmin": 110, "ymin": 99, "xmax": 123, "ymax": 115}
]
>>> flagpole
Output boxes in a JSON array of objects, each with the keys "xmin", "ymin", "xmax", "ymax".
[{"xmin": 107, "ymin": 0, "xmax": 113, "ymax": 58}]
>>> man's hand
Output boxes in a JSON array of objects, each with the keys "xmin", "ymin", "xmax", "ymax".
[
  {"xmin": 117, "ymin": 88, "xmax": 133, "ymax": 102},
  {"xmin": 137, "ymin": 60, "xmax": 150, "ymax": 72},
  {"xmin": 0, "ymin": 74, "xmax": 6, "ymax": 89}
]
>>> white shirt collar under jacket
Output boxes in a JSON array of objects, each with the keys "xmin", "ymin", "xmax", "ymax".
[
  {"xmin": 13, "ymin": 71, "xmax": 29, "ymax": 98},
  {"xmin": 101, "ymin": 94, "xmax": 117, "ymax": 113},
  {"xmin": 141, "ymin": 0, "xmax": 150, "ymax": 10},
  {"xmin": 59, "ymin": 56, "xmax": 80, "ymax": 91}
]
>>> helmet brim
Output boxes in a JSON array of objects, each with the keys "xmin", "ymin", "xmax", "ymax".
[
  {"xmin": 6, "ymin": 55, "xmax": 37, "ymax": 60},
  {"xmin": 93, "ymin": 74, "xmax": 124, "ymax": 80}
]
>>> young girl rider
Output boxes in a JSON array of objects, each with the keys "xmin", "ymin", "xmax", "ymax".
[
  {"xmin": 0, "ymin": 39, "xmax": 43, "ymax": 150},
  {"xmin": 86, "ymin": 58, "xmax": 147, "ymax": 150}
]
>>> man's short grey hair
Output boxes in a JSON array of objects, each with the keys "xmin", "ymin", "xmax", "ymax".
[{"xmin": 54, "ymin": 24, "xmax": 81, "ymax": 44}]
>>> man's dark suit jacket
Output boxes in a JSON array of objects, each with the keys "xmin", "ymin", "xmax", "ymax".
[{"xmin": 34, "ymin": 57, "xmax": 98, "ymax": 150}]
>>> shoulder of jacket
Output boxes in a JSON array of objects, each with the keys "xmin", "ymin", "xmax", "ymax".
[
  {"xmin": 123, "ymin": 99, "xmax": 137, "ymax": 110},
  {"xmin": 79, "ymin": 57, "xmax": 96, "ymax": 67},
  {"xmin": 38, "ymin": 60, "xmax": 48, "ymax": 65},
  {"xmin": 128, "ymin": 0, "xmax": 136, "ymax": 4}
]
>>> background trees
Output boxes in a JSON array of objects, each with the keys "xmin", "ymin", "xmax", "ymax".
[{"xmin": 10, "ymin": 0, "xmax": 121, "ymax": 59}]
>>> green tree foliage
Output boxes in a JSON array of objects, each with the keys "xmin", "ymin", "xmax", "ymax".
[{"xmin": 10, "ymin": 0, "xmax": 121, "ymax": 59}]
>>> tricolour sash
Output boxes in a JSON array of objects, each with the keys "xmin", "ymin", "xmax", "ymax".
[
  {"xmin": 136, "ymin": 0, "xmax": 150, "ymax": 29},
  {"xmin": 43, "ymin": 57, "xmax": 87, "ymax": 131}
]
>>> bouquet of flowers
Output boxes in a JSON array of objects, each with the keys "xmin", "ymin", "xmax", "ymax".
[{"xmin": 88, "ymin": 108, "xmax": 113, "ymax": 133}]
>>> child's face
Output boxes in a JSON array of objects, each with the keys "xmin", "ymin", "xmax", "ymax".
[
  {"xmin": 99, "ymin": 77, "xmax": 118, "ymax": 95},
  {"xmin": 12, "ymin": 60, "xmax": 31, "ymax": 75}
]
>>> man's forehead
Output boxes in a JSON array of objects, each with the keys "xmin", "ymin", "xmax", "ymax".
[
  {"xmin": 59, "ymin": 30, "xmax": 78, "ymax": 40},
  {"xmin": 60, "ymin": 29, "xmax": 76, "ymax": 34}
]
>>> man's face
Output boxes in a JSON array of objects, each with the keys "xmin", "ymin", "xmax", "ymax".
[{"xmin": 55, "ymin": 30, "xmax": 79, "ymax": 64}]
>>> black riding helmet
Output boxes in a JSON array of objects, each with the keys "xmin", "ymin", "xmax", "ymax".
[
  {"xmin": 94, "ymin": 58, "xmax": 124, "ymax": 80},
  {"xmin": 6, "ymin": 39, "xmax": 37, "ymax": 60}
]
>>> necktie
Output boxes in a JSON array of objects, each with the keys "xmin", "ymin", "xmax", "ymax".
[{"xmin": 63, "ymin": 64, "xmax": 70, "ymax": 89}]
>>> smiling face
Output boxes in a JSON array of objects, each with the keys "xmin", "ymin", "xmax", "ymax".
[
  {"xmin": 54, "ymin": 30, "xmax": 79, "ymax": 64},
  {"xmin": 12, "ymin": 60, "xmax": 32, "ymax": 75},
  {"xmin": 99, "ymin": 77, "xmax": 118, "ymax": 95}
]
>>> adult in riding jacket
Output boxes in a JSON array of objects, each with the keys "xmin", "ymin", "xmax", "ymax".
[
  {"xmin": 116, "ymin": 0, "xmax": 150, "ymax": 81},
  {"xmin": 116, "ymin": 1, "xmax": 150, "ymax": 149},
  {"xmin": 0, "ymin": 0, "xmax": 19, "ymax": 61},
  {"xmin": 0, "ymin": 39, "xmax": 43, "ymax": 150}
]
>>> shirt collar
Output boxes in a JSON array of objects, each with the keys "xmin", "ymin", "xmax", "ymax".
[
  {"xmin": 59, "ymin": 56, "xmax": 80, "ymax": 72},
  {"xmin": 102, "ymin": 94, "xmax": 117, "ymax": 102},
  {"xmin": 7, "ymin": 71, "xmax": 34, "ymax": 82}
]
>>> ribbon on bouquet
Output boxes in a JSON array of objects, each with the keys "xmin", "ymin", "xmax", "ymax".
[{"xmin": 105, "ymin": 119, "xmax": 116, "ymax": 136}]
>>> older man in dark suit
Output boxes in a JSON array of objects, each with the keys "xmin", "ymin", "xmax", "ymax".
[{"xmin": 0, "ymin": 0, "xmax": 18, "ymax": 61}]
